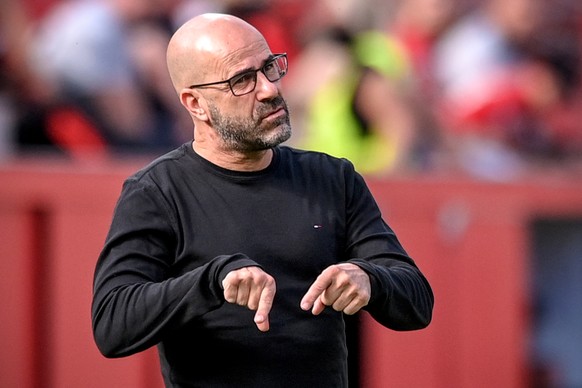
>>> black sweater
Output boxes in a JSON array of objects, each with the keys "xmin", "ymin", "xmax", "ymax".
[{"xmin": 92, "ymin": 143, "xmax": 433, "ymax": 387}]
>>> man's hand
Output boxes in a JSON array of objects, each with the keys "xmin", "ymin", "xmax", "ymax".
[
  {"xmin": 222, "ymin": 266, "xmax": 276, "ymax": 332},
  {"xmin": 300, "ymin": 263, "xmax": 371, "ymax": 315}
]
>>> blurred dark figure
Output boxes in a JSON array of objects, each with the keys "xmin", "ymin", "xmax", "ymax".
[
  {"xmin": 433, "ymin": 0, "xmax": 582, "ymax": 178},
  {"xmin": 530, "ymin": 218, "xmax": 582, "ymax": 388},
  {"xmin": 0, "ymin": 0, "xmax": 52, "ymax": 159},
  {"xmin": 16, "ymin": 0, "xmax": 189, "ymax": 159}
]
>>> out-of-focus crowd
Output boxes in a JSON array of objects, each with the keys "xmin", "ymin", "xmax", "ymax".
[{"xmin": 1, "ymin": 0, "xmax": 581, "ymax": 179}]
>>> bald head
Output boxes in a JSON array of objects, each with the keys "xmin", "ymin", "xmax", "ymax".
[{"xmin": 166, "ymin": 13, "xmax": 269, "ymax": 94}]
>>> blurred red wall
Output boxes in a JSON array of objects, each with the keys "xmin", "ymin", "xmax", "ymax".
[{"xmin": 1, "ymin": 160, "xmax": 581, "ymax": 388}]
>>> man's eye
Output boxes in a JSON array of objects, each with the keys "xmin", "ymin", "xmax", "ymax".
[
  {"xmin": 264, "ymin": 62, "xmax": 275, "ymax": 72},
  {"xmin": 232, "ymin": 72, "xmax": 255, "ymax": 86}
]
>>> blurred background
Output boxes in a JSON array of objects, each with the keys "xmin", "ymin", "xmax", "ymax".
[{"xmin": 1, "ymin": 0, "xmax": 581, "ymax": 387}]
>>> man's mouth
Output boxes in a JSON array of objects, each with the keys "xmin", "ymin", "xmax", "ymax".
[{"xmin": 261, "ymin": 106, "xmax": 286, "ymax": 121}]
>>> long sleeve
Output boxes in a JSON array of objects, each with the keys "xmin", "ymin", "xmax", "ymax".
[
  {"xmin": 90, "ymin": 144, "xmax": 432, "ymax": 387},
  {"xmin": 91, "ymin": 178, "xmax": 257, "ymax": 358},
  {"xmin": 344, "ymin": 166, "xmax": 434, "ymax": 330}
]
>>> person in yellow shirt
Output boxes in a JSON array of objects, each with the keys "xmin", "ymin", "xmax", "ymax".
[{"xmin": 300, "ymin": 29, "xmax": 417, "ymax": 175}]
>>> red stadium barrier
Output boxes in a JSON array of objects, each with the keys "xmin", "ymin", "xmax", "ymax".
[{"xmin": 1, "ymin": 159, "xmax": 581, "ymax": 388}]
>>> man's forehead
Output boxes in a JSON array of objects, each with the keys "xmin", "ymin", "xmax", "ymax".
[{"xmin": 212, "ymin": 43, "xmax": 272, "ymax": 73}]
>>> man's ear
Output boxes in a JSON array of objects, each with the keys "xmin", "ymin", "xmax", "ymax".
[{"xmin": 180, "ymin": 89, "xmax": 209, "ymax": 121}]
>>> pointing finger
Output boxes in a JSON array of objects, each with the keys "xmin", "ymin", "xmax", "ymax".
[
  {"xmin": 254, "ymin": 277, "xmax": 276, "ymax": 332},
  {"xmin": 300, "ymin": 272, "xmax": 333, "ymax": 312}
]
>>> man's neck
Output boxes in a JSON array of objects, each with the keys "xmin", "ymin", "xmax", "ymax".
[{"xmin": 192, "ymin": 141, "xmax": 273, "ymax": 172}]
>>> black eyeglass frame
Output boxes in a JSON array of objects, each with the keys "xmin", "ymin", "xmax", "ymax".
[{"xmin": 188, "ymin": 53, "xmax": 288, "ymax": 96}]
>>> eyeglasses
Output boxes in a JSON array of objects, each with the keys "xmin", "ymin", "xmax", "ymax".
[{"xmin": 188, "ymin": 53, "xmax": 288, "ymax": 96}]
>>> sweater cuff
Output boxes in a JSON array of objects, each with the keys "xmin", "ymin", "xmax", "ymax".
[
  {"xmin": 216, "ymin": 253, "xmax": 262, "ymax": 289},
  {"xmin": 347, "ymin": 259, "xmax": 382, "ymax": 306}
]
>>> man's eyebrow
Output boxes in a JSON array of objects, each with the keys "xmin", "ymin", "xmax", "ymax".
[{"xmin": 230, "ymin": 55, "xmax": 275, "ymax": 78}]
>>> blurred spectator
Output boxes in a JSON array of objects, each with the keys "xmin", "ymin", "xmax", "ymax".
[
  {"xmin": 298, "ymin": 29, "xmax": 418, "ymax": 175},
  {"xmin": 170, "ymin": 0, "xmax": 224, "ymax": 28},
  {"xmin": 0, "ymin": 0, "xmax": 49, "ymax": 159},
  {"xmin": 285, "ymin": 1, "xmax": 437, "ymax": 176},
  {"xmin": 432, "ymin": 0, "xmax": 582, "ymax": 178},
  {"xmin": 224, "ymin": 0, "xmax": 310, "ymax": 64},
  {"xmin": 382, "ymin": 0, "xmax": 467, "ymax": 173},
  {"xmin": 388, "ymin": 0, "xmax": 462, "ymax": 101},
  {"xmin": 19, "ymin": 0, "xmax": 189, "ymax": 159}
]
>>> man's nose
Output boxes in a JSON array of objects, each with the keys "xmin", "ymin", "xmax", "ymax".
[{"xmin": 254, "ymin": 71, "xmax": 280, "ymax": 100}]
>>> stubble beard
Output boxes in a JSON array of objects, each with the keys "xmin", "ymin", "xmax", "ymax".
[{"xmin": 208, "ymin": 96, "xmax": 292, "ymax": 152}]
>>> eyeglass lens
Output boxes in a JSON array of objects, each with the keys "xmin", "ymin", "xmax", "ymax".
[{"xmin": 230, "ymin": 55, "xmax": 287, "ymax": 96}]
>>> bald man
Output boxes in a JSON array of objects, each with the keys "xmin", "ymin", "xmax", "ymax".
[{"xmin": 92, "ymin": 13, "xmax": 433, "ymax": 388}]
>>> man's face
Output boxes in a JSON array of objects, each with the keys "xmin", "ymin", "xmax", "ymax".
[{"xmin": 207, "ymin": 93, "xmax": 292, "ymax": 152}]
